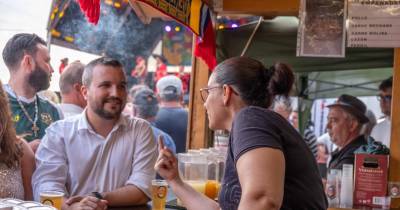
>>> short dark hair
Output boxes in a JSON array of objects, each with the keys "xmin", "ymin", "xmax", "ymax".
[
  {"xmin": 82, "ymin": 57, "xmax": 124, "ymax": 86},
  {"xmin": 59, "ymin": 61, "xmax": 85, "ymax": 94},
  {"xmin": 213, "ymin": 57, "xmax": 294, "ymax": 108},
  {"xmin": 2, "ymin": 33, "xmax": 46, "ymax": 70},
  {"xmin": 379, "ymin": 76, "xmax": 392, "ymax": 91}
]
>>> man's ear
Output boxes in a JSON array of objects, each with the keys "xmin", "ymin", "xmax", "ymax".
[
  {"xmin": 350, "ymin": 119, "xmax": 359, "ymax": 133},
  {"xmin": 21, "ymin": 54, "xmax": 34, "ymax": 72},
  {"xmin": 81, "ymin": 85, "xmax": 88, "ymax": 100}
]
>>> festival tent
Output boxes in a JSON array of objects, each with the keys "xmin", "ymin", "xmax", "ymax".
[{"xmin": 217, "ymin": 17, "xmax": 393, "ymax": 99}]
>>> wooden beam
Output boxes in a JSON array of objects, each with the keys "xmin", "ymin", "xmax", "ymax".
[
  {"xmin": 186, "ymin": 37, "xmax": 212, "ymax": 149},
  {"xmin": 213, "ymin": 0, "xmax": 300, "ymax": 16},
  {"xmin": 389, "ymin": 48, "xmax": 400, "ymax": 208}
]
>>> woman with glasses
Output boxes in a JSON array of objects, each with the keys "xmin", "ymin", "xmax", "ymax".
[
  {"xmin": 155, "ymin": 57, "xmax": 327, "ymax": 210},
  {"xmin": 0, "ymin": 81, "xmax": 35, "ymax": 200}
]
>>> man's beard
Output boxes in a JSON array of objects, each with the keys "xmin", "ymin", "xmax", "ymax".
[
  {"xmin": 28, "ymin": 66, "xmax": 50, "ymax": 92},
  {"xmin": 92, "ymin": 96, "xmax": 125, "ymax": 120}
]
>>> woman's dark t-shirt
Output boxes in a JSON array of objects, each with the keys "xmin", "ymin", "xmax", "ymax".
[{"xmin": 218, "ymin": 106, "xmax": 327, "ymax": 210}]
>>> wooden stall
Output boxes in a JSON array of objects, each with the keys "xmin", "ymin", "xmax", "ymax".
[{"xmin": 187, "ymin": 1, "xmax": 400, "ymax": 209}]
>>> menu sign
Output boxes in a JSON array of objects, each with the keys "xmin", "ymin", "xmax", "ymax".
[
  {"xmin": 348, "ymin": 0, "xmax": 400, "ymax": 47},
  {"xmin": 297, "ymin": 0, "xmax": 347, "ymax": 58}
]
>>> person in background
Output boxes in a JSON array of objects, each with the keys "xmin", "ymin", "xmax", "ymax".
[
  {"xmin": 176, "ymin": 66, "xmax": 191, "ymax": 106},
  {"xmin": 175, "ymin": 66, "xmax": 190, "ymax": 94},
  {"xmin": 131, "ymin": 56, "xmax": 147, "ymax": 85},
  {"xmin": 58, "ymin": 61, "xmax": 86, "ymax": 118},
  {"xmin": 37, "ymin": 90, "xmax": 60, "ymax": 104},
  {"xmin": 2, "ymin": 33, "xmax": 62, "ymax": 152},
  {"xmin": 153, "ymin": 54, "xmax": 167, "ymax": 83},
  {"xmin": 326, "ymin": 94, "xmax": 369, "ymax": 170},
  {"xmin": 155, "ymin": 57, "xmax": 327, "ymax": 210},
  {"xmin": 316, "ymin": 142, "xmax": 329, "ymax": 180},
  {"xmin": 290, "ymin": 111, "xmax": 318, "ymax": 158},
  {"xmin": 122, "ymin": 85, "xmax": 148, "ymax": 117},
  {"xmin": 362, "ymin": 110, "xmax": 377, "ymax": 140},
  {"xmin": 371, "ymin": 76, "xmax": 392, "ymax": 147},
  {"xmin": 272, "ymin": 97, "xmax": 292, "ymax": 120},
  {"xmin": 58, "ymin": 57, "xmax": 69, "ymax": 74},
  {"xmin": 0, "ymin": 81, "xmax": 35, "ymax": 200},
  {"xmin": 155, "ymin": 75, "xmax": 188, "ymax": 154},
  {"xmin": 32, "ymin": 57, "xmax": 157, "ymax": 209},
  {"xmin": 131, "ymin": 87, "xmax": 176, "ymax": 153},
  {"xmin": 273, "ymin": 99, "xmax": 318, "ymax": 158}
]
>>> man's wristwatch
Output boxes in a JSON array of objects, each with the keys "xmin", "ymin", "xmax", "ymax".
[{"xmin": 91, "ymin": 192, "xmax": 104, "ymax": 200}]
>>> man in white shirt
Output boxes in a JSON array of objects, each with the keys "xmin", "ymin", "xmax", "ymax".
[
  {"xmin": 33, "ymin": 57, "xmax": 158, "ymax": 209},
  {"xmin": 58, "ymin": 61, "xmax": 86, "ymax": 117},
  {"xmin": 371, "ymin": 76, "xmax": 392, "ymax": 147}
]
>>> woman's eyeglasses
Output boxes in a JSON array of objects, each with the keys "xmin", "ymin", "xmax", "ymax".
[
  {"xmin": 199, "ymin": 85, "xmax": 222, "ymax": 102},
  {"xmin": 199, "ymin": 85, "xmax": 239, "ymax": 102}
]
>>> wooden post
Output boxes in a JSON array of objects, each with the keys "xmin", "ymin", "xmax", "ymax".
[
  {"xmin": 389, "ymin": 48, "xmax": 400, "ymax": 208},
  {"xmin": 213, "ymin": 0, "xmax": 299, "ymax": 16},
  {"xmin": 186, "ymin": 36, "xmax": 211, "ymax": 149}
]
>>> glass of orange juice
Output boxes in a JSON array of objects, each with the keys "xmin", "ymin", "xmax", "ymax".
[{"xmin": 205, "ymin": 180, "xmax": 221, "ymax": 199}]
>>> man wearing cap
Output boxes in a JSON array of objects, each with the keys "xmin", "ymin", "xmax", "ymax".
[
  {"xmin": 327, "ymin": 94, "xmax": 369, "ymax": 170},
  {"xmin": 155, "ymin": 75, "xmax": 188, "ymax": 153},
  {"xmin": 131, "ymin": 87, "xmax": 176, "ymax": 153},
  {"xmin": 371, "ymin": 76, "xmax": 392, "ymax": 147}
]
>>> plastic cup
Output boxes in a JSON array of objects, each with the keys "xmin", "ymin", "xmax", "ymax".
[
  {"xmin": 151, "ymin": 180, "xmax": 168, "ymax": 210},
  {"xmin": 40, "ymin": 191, "xmax": 64, "ymax": 210}
]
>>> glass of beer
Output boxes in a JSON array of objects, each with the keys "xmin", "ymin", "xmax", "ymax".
[
  {"xmin": 151, "ymin": 180, "xmax": 168, "ymax": 210},
  {"xmin": 40, "ymin": 191, "xmax": 64, "ymax": 210}
]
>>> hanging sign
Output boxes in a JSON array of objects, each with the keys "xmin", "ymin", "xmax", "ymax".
[
  {"xmin": 297, "ymin": 0, "xmax": 347, "ymax": 58},
  {"xmin": 135, "ymin": 0, "xmax": 208, "ymax": 37},
  {"xmin": 348, "ymin": 0, "xmax": 400, "ymax": 48}
]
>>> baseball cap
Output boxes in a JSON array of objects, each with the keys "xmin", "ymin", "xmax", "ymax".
[
  {"xmin": 327, "ymin": 94, "xmax": 369, "ymax": 123},
  {"xmin": 156, "ymin": 75, "xmax": 183, "ymax": 96},
  {"xmin": 132, "ymin": 88, "xmax": 158, "ymax": 106}
]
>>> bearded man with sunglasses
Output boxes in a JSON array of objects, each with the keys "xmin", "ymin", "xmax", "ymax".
[
  {"xmin": 371, "ymin": 76, "xmax": 393, "ymax": 147},
  {"xmin": 2, "ymin": 33, "xmax": 62, "ymax": 152}
]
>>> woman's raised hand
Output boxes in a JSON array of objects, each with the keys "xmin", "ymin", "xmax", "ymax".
[{"xmin": 154, "ymin": 135, "xmax": 180, "ymax": 182}]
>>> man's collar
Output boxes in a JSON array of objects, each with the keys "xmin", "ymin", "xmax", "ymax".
[
  {"xmin": 4, "ymin": 84, "xmax": 36, "ymax": 103},
  {"xmin": 335, "ymin": 135, "xmax": 367, "ymax": 153},
  {"xmin": 77, "ymin": 109, "xmax": 128, "ymax": 133}
]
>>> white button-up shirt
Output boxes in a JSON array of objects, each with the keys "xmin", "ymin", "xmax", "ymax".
[{"xmin": 32, "ymin": 111, "xmax": 157, "ymax": 201}]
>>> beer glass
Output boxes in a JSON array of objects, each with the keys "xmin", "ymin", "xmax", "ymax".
[
  {"xmin": 151, "ymin": 180, "xmax": 168, "ymax": 210},
  {"xmin": 40, "ymin": 191, "xmax": 64, "ymax": 210}
]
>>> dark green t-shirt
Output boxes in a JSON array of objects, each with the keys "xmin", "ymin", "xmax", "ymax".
[{"xmin": 7, "ymin": 93, "xmax": 61, "ymax": 142}]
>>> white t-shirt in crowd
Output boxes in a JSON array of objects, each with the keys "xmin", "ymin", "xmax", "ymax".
[
  {"xmin": 58, "ymin": 103, "xmax": 84, "ymax": 118},
  {"xmin": 371, "ymin": 117, "xmax": 391, "ymax": 148}
]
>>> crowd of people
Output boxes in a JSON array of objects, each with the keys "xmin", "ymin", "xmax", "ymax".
[
  {"xmin": 0, "ymin": 32, "xmax": 393, "ymax": 210},
  {"xmin": 0, "ymin": 33, "xmax": 188, "ymax": 209}
]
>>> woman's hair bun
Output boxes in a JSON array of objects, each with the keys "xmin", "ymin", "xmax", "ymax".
[{"xmin": 268, "ymin": 63, "xmax": 294, "ymax": 97}]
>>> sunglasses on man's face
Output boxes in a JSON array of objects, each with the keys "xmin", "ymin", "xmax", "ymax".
[{"xmin": 377, "ymin": 94, "xmax": 392, "ymax": 102}]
